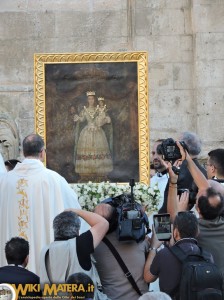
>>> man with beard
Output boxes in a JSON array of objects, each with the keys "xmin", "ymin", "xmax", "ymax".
[{"xmin": 150, "ymin": 139, "xmax": 169, "ymax": 210}]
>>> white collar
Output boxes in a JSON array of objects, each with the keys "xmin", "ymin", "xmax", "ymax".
[
  {"xmin": 8, "ymin": 264, "xmax": 24, "ymax": 268},
  {"xmin": 156, "ymin": 172, "xmax": 168, "ymax": 178}
]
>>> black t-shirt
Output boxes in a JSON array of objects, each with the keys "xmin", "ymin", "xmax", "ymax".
[
  {"xmin": 76, "ymin": 230, "xmax": 94, "ymax": 271},
  {"xmin": 150, "ymin": 239, "xmax": 213, "ymax": 296}
]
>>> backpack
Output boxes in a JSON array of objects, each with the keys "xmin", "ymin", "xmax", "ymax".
[{"xmin": 170, "ymin": 244, "xmax": 224, "ymax": 300}]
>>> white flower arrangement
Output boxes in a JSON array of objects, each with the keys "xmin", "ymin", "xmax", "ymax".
[{"xmin": 70, "ymin": 182, "xmax": 161, "ymax": 213}]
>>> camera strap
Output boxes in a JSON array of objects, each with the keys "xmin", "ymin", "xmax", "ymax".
[{"xmin": 102, "ymin": 237, "xmax": 142, "ymax": 296}]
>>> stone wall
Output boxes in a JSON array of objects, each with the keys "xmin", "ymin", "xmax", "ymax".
[
  {"xmin": 0, "ymin": 0, "xmax": 223, "ymax": 161},
  {"xmin": 192, "ymin": 0, "xmax": 224, "ymax": 155}
]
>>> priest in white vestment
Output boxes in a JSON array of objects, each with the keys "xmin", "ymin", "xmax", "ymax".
[{"xmin": 0, "ymin": 134, "xmax": 86, "ymax": 274}]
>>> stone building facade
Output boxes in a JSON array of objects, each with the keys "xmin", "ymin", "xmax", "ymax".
[{"xmin": 0, "ymin": 0, "xmax": 224, "ymax": 161}]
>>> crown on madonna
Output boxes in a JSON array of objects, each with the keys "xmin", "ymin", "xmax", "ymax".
[
  {"xmin": 86, "ymin": 91, "xmax": 96, "ymax": 96},
  {"xmin": 98, "ymin": 97, "xmax": 105, "ymax": 101}
]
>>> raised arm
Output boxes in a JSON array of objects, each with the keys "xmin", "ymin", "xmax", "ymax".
[
  {"xmin": 65, "ymin": 208, "xmax": 109, "ymax": 248},
  {"xmin": 144, "ymin": 226, "xmax": 162, "ymax": 283},
  {"xmin": 176, "ymin": 141, "xmax": 209, "ymax": 190},
  {"xmin": 166, "ymin": 162, "xmax": 179, "ymax": 222}
]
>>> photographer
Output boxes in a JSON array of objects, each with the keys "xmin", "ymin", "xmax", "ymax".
[
  {"xmin": 159, "ymin": 132, "xmax": 207, "ymax": 213},
  {"xmin": 93, "ymin": 203, "xmax": 150, "ymax": 300},
  {"xmin": 143, "ymin": 212, "xmax": 213, "ymax": 298},
  {"xmin": 166, "ymin": 142, "xmax": 224, "ymax": 280}
]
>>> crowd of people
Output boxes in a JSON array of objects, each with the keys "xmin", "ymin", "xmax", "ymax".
[{"xmin": 0, "ymin": 132, "xmax": 224, "ymax": 300}]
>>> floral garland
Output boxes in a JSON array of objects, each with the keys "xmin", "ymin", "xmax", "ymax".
[{"xmin": 70, "ymin": 182, "xmax": 161, "ymax": 213}]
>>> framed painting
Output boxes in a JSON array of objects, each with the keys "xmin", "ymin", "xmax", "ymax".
[{"xmin": 34, "ymin": 52, "xmax": 149, "ymax": 184}]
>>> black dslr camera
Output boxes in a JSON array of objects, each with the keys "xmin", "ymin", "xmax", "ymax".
[
  {"xmin": 103, "ymin": 179, "xmax": 150, "ymax": 243},
  {"xmin": 157, "ymin": 138, "xmax": 188, "ymax": 163}
]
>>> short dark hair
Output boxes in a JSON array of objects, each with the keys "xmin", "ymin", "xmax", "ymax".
[
  {"xmin": 154, "ymin": 139, "xmax": 165, "ymax": 154},
  {"xmin": 66, "ymin": 272, "xmax": 94, "ymax": 298},
  {"xmin": 23, "ymin": 134, "xmax": 44, "ymax": 157},
  {"xmin": 208, "ymin": 149, "xmax": 224, "ymax": 177},
  {"xmin": 5, "ymin": 237, "xmax": 29, "ymax": 265},
  {"xmin": 53, "ymin": 211, "xmax": 81, "ymax": 240},
  {"xmin": 181, "ymin": 132, "xmax": 202, "ymax": 156},
  {"xmin": 173, "ymin": 212, "xmax": 198, "ymax": 239},
  {"xmin": 155, "ymin": 139, "xmax": 165, "ymax": 143},
  {"xmin": 198, "ymin": 187, "xmax": 224, "ymax": 220}
]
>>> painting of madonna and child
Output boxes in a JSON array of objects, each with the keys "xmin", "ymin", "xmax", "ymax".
[{"xmin": 45, "ymin": 62, "xmax": 144, "ymax": 183}]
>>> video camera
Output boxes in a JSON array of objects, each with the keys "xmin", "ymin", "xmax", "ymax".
[
  {"xmin": 103, "ymin": 179, "xmax": 150, "ymax": 243},
  {"xmin": 157, "ymin": 138, "xmax": 188, "ymax": 163}
]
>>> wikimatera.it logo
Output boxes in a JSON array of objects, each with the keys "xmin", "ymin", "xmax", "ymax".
[
  {"xmin": 0, "ymin": 283, "xmax": 95, "ymax": 299},
  {"xmin": 0, "ymin": 284, "xmax": 16, "ymax": 300}
]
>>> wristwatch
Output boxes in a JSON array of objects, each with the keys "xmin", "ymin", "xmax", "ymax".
[{"xmin": 149, "ymin": 247, "xmax": 157, "ymax": 252}]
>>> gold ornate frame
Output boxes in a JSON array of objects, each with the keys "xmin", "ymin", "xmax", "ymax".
[{"xmin": 34, "ymin": 52, "xmax": 149, "ymax": 184}]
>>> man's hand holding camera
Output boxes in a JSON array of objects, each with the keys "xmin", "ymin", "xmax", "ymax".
[
  {"xmin": 178, "ymin": 190, "xmax": 190, "ymax": 212},
  {"xmin": 159, "ymin": 141, "xmax": 191, "ymax": 221},
  {"xmin": 176, "ymin": 141, "xmax": 190, "ymax": 162},
  {"xmin": 150, "ymin": 225, "xmax": 163, "ymax": 251},
  {"xmin": 177, "ymin": 141, "xmax": 209, "ymax": 191},
  {"xmin": 157, "ymin": 138, "xmax": 189, "ymax": 177},
  {"xmin": 157, "ymin": 138, "xmax": 188, "ymax": 164}
]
